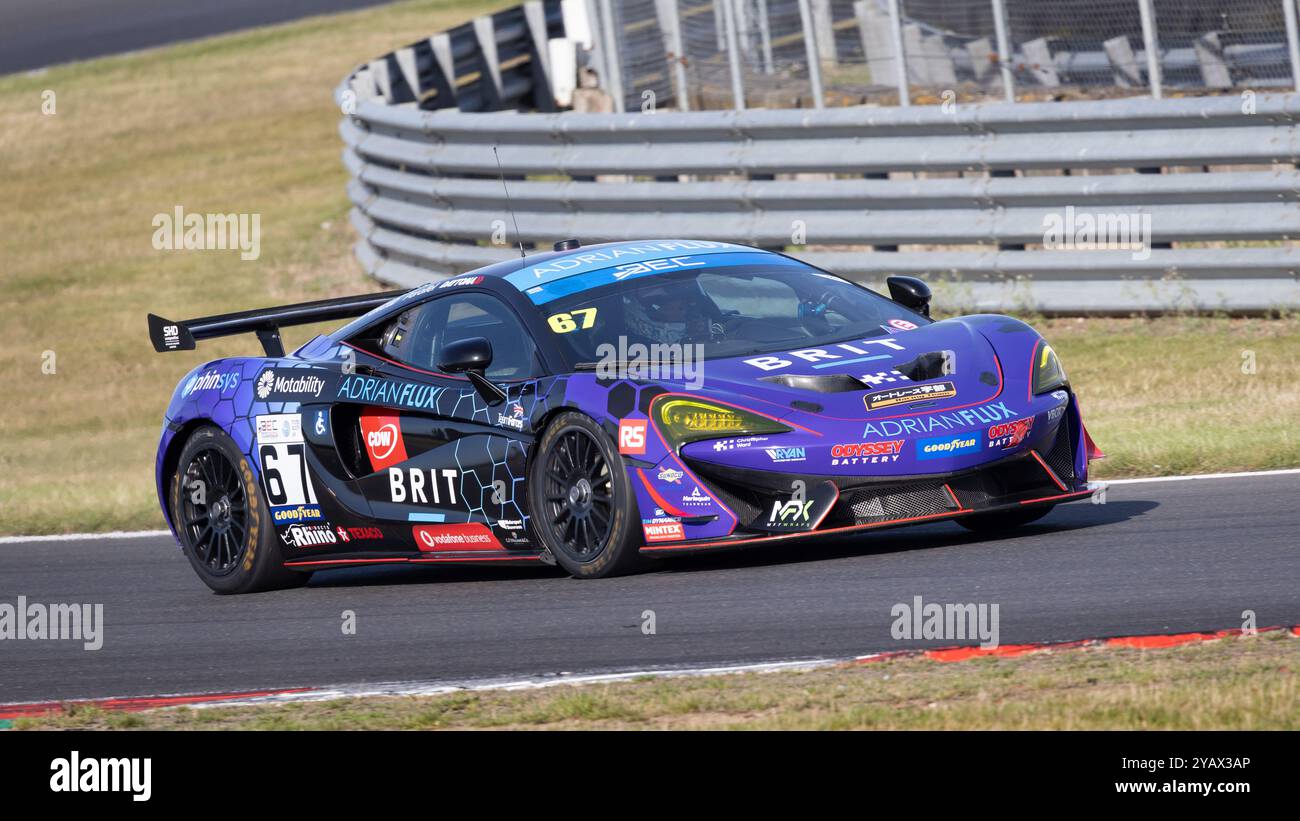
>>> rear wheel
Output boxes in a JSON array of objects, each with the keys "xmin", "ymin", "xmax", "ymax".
[
  {"xmin": 955, "ymin": 504, "xmax": 1055, "ymax": 533},
  {"xmin": 170, "ymin": 426, "xmax": 310, "ymax": 594},
  {"xmin": 528, "ymin": 412, "xmax": 644, "ymax": 578}
]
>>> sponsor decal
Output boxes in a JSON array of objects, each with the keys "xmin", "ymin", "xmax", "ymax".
[
  {"xmin": 657, "ymin": 466, "xmax": 685, "ymax": 484},
  {"xmin": 862, "ymin": 401, "xmax": 1018, "ymax": 438},
  {"xmin": 256, "ymin": 369, "xmax": 327, "ymax": 401},
  {"xmin": 618, "ymin": 419, "xmax": 648, "ymax": 455},
  {"xmin": 743, "ymin": 337, "xmax": 904, "ymax": 372},
  {"xmin": 710, "ymin": 436, "xmax": 769, "ymax": 452},
  {"xmin": 496, "ymin": 402, "xmax": 526, "ymax": 431},
  {"xmin": 756, "ymin": 481, "xmax": 838, "ymax": 533},
  {"xmin": 495, "ymin": 519, "xmax": 524, "ymax": 531},
  {"xmin": 280, "ymin": 523, "xmax": 336, "ymax": 548},
  {"xmin": 336, "ymin": 526, "xmax": 383, "ymax": 542},
  {"xmin": 681, "ymin": 486, "xmax": 713, "ymax": 506},
  {"xmin": 987, "ymin": 416, "xmax": 1034, "ymax": 449},
  {"xmin": 437, "ymin": 275, "xmax": 483, "ymax": 289},
  {"xmin": 917, "ymin": 432, "xmax": 982, "ymax": 460},
  {"xmin": 521, "ymin": 240, "xmax": 738, "ymax": 281},
  {"xmin": 643, "ymin": 520, "xmax": 685, "ymax": 542},
  {"xmin": 359, "ymin": 410, "xmax": 407, "ymax": 471},
  {"xmin": 255, "ymin": 413, "xmax": 302, "ymax": 444},
  {"xmin": 388, "ymin": 467, "xmax": 459, "ymax": 505},
  {"xmin": 271, "ymin": 505, "xmax": 324, "ymax": 524},
  {"xmin": 259, "ymin": 442, "xmax": 320, "ymax": 521},
  {"xmin": 336, "ymin": 375, "xmax": 444, "ymax": 412},
  {"xmin": 413, "ymin": 523, "xmax": 502, "ymax": 551},
  {"xmin": 182, "ymin": 369, "xmax": 239, "ymax": 398},
  {"xmin": 161, "ymin": 323, "xmax": 182, "ymax": 350},
  {"xmin": 888, "ymin": 318, "xmax": 918, "ymax": 331},
  {"xmin": 610, "ymin": 256, "xmax": 706, "ymax": 280},
  {"xmin": 865, "ymin": 381, "xmax": 957, "ymax": 411},
  {"xmin": 830, "ymin": 440, "xmax": 904, "ymax": 465},
  {"xmin": 764, "ymin": 446, "xmax": 806, "ymax": 463},
  {"xmin": 860, "ymin": 369, "xmax": 911, "ymax": 387}
]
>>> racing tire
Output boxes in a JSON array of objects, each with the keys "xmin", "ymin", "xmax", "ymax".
[
  {"xmin": 955, "ymin": 504, "xmax": 1055, "ymax": 533},
  {"xmin": 528, "ymin": 411, "xmax": 645, "ymax": 578},
  {"xmin": 170, "ymin": 425, "xmax": 311, "ymax": 594}
]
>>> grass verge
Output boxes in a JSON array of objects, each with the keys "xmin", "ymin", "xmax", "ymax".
[
  {"xmin": 0, "ymin": 2, "xmax": 1296, "ymax": 535},
  {"xmin": 12, "ymin": 630, "xmax": 1297, "ymax": 730}
]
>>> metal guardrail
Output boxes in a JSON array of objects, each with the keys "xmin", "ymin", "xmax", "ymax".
[{"xmin": 337, "ymin": 5, "xmax": 1300, "ymax": 314}]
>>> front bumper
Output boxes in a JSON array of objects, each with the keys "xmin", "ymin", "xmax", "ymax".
[{"xmin": 641, "ymin": 418, "xmax": 1092, "ymax": 554}]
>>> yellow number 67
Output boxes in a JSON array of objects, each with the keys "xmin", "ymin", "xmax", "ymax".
[{"xmin": 547, "ymin": 308, "xmax": 597, "ymax": 333}]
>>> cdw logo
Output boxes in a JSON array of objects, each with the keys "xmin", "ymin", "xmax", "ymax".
[{"xmin": 367, "ymin": 424, "xmax": 399, "ymax": 459}]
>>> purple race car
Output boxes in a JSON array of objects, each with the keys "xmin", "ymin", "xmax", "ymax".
[{"xmin": 148, "ymin": 239, "xmax": 1102, "ymax": 593}]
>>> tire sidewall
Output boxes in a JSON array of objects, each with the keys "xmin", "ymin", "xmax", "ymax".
[
  {"xmin": 528, "ymin": 412, "xmax": 643, "ymax": 577},
  {"xmin": 171, "ymin": 426, "xmax": 285, "ymax": 594}
]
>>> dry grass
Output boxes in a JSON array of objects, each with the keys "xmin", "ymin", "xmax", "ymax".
[
  {"xmin": 0, "ymin": 3, "xmax": 1296, "ymax": 535},
  {"xmin": 0, "ymin": 0, "xmax": 505, "ymax": 535},
  {"xmin": 12, "ymin": 630, "xmax": 1297, "ymax": 730}
]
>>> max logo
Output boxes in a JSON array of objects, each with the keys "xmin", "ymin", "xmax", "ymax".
[{"xmin": 770, "ymin": 499, "xmax": 813, "ymax": 523}]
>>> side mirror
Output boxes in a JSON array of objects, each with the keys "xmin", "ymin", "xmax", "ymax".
[
  {"xmin": 886, "ymin": 276, "xmax": 932, "ymax": 318},
  {"xmin": 437, "ymin": 337, "xmax": 506, "ymax": 405}
]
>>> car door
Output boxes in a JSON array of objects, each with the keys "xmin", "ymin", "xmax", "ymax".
[{"xmin": 337, "ymin": 289, "xmax": 546, "ymax": 552}]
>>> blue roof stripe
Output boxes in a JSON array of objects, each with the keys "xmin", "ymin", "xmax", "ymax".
[
  {"xmin": 517, "ymin": 249, "xmax": 806, "ymax": 306},
  {"xmin": 503, "ymin": 240, "xmax": 750, "ymax": 292}
]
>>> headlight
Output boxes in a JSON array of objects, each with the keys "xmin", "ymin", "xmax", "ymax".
[
  {"xmin": 655, "ymin": 398, "xmax": 791, "ymax": 449},
  {"xmin": 1032, "ymin": 343, "xmax": 1069, "ymax": 395}
]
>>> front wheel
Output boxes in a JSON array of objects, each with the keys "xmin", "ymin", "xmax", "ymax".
[
  {"xmin": 955, "ymin": 504, "xmax": 1055, "ymax": 533},
  {"xmin": 528, "ymin": 412, "xmax": 645, "ymax": 578},
  {"xmin": 170, "ymin": 426, "xmax": 310, "ymax": 594}
]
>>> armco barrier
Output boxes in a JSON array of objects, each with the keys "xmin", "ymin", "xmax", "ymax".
[{"xmin": 337, "ymin": 3, "xmax": 1300, "ymax": 314}]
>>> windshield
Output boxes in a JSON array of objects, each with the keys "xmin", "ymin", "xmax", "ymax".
[{"xmin": 539, "ymin": 260, "xmax": 930, "ymax": 366}]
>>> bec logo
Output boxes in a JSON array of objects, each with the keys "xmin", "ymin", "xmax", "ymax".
[{"xmin": 618, "ymin": 419, "xmax": 647, "ymax": 454}]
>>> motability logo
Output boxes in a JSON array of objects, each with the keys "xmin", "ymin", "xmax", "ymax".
[{"xmin": 256, "ymin": 369, "xmax": 327, "ymax": 401}]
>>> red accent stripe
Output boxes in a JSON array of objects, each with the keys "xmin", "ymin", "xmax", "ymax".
[
  {"xmin": 942, "ymin": 483, "xmax": 968, "ymax": 511},
  {"xmin": 1029, "ymin": 449, "xmax": 1068, "ymax": 492},
  {"xmin": 855, "ymin": 624, "xmax": 1298, "ymax": 667},
  {"xmin": 1018, "ymin": 489, "xmax": 1092, "ymax": 505},
  {"xmin": 641, "ymin": 508, "xmax": 965, "ymax": 552},
  {"xmin": 284, "ymin": 554, "xmax": 540, "ymax": 568},
  {"xmin": 0, "ymin": 687, "xmax": 316, "ymax": 720}
]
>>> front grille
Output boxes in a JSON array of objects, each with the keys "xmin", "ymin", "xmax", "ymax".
[
  {"xmin": 949, "ymin": 456, "xmax": 1059, "ymax": 509},
  {"xmin": 1043, "ymin": 415, "xmax": 1077, "ymax": 482},
  {"xmin": 832, "ymin": 480, "xmax": 954, "ymax": 526}
]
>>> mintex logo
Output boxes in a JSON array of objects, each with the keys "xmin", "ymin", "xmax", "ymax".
[{"xmin": 917, "ymin": 433, "xmax": 980, "ymax": 460}]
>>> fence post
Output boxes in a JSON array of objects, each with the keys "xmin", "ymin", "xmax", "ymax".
[
  {"xmin": 991, "ymin": 0, "xmax": 1014, "ymax": 102},
  {"xmin": 887, "ymin": 0, "xmax": 909, "ymax": 106},
  {"xmin": 655, "ymin": 0, "xmax": 692, "ymax": 110},
  {"xmin": 721, "ymin": 0, "xmax": 747, "ymax": 109},
  {"xmin": 757, "ymin": 0, "xmax": 775, "ymax": 74},
  {"xmin": 597, "ymin": 0, "xmax": 626, "ymax": 112},
  {"xmin": 1137, "ymin": 0, "xmax": 1162, "ymax": 99},
  {"xmin": 1284, "ymin": 0, "xmax": 1300, "ymax": 91},
  {"xmin": 797, "ymin": 0, "xmax": 826, "ymax": 107}
]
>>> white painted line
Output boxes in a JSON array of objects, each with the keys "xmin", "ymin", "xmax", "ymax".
[
  {"xmin": 1103, "ymin": 468, "xmax": 1300, "ymax": 486},
  {"xmin": 0, "ymin": 530, "xmax": 171, "ymax": 545},
  {"xmin": 185, "ymin": 658, "xmax": 847, "ymax": 710}
]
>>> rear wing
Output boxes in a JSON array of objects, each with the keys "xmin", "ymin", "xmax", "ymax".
[{"xmin": 148, "ymin": 289, "xmax": 409, "ymax": 357}]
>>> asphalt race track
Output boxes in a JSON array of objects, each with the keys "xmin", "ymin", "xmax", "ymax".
[
  {"xmin": 1, "ymin": 473, "xmax": 1297, "ymax": 704},
  {"xmin": 0, "ymin": 0, "xmax": 398, "ymax": 75}
]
